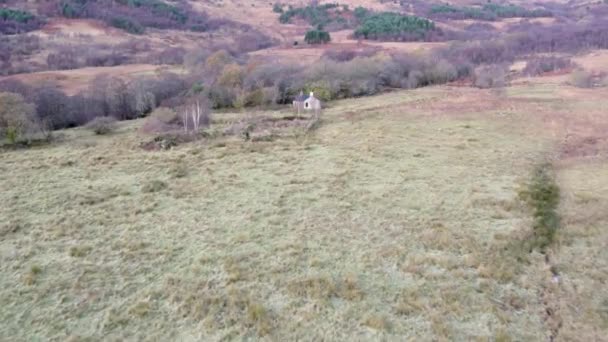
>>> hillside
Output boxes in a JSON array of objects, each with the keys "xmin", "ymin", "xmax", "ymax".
[
  {"xmin": 2, "ymin": 81, "xmax": 608, "ymax": 340},
  {"xmin": 1, "ymin": 0, "xmax": 608, "ymax": 340}
]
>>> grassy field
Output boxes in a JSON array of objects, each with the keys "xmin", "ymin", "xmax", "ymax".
[{"xmin": 1, "ymin": 84, "xmax": 607, "ymax": 340}]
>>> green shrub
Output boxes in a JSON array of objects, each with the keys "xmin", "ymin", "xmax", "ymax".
[
  {"xmin": 518, "ymin": 164, "xmax": 560, "ymax": 251},
  {"xmin": 208, "ymin": 86, "xmax": 237, "ymax": 109},
  {"xmin": 61, "ymin": 3, "xmax": 83, "ymax": 18},
  {"xmin": 354, "ymin": 6, "xmax": 370, "ymax": 20},
  {"xmin": 0, "ymin": 8, "xmax": 36, "ymax": 23},
  {"xmin": 110, "ymin": 17, "xmax": 145, "ymax": 34},
  {"xmin": 243, "ymin": 88, "xmax": 266, "ymax": 107},
  {"xmin": 305, "ymin": 29, "xmax": 331, "ymax": 44},
  {"xmin": 86, "ymin": 117, "xmax": 117, "ymax": 135}
]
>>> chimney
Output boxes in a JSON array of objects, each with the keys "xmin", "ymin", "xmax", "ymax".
[{"xmin": 310, "ymin": 92, "xmax": 314, "ymax": 97}]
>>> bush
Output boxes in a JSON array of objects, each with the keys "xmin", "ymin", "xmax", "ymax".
[
  {"xmin": 110, "ymin": 17, "xmax": 145, "ymax": 34},
  {"xmin": 218, "ymin": 64, "xmax": 244, "ymax": 88},
  {"xmin": 241, "ymin": 88, "xmax": 266, "ymax": 107},
  {"xmin": 33, "ymin": 84, "xmax": 72, "ymax": 129},
  {"xmin": 304, "ymin": 81, "xmax": 333, "ymax": 101},
  {"xmin": 569, "ymin": 69, "xmax": 594, "ymax": 88},
  {"xmin": 208, "ymin": 86, "xmax": 237, "ymax": 109},
  {"xmin": 272, "ymin": 3, "xmax": 283, "ymax": 13},
  {"xmin": 86, "ymin": 116, "xmax": 117, "ymax": 135},
  {"xmin": 523, "ymin": 57, "xmax": 572, "ymax": 76},
  {"xmin": 151, "ymin": 107, "xmax": 179, "ymax": 124},
  {"xmin": 474, "ymin": 64, "xmax": 507, "ymax": 89},
  {"xmin": 0, "ymin": 92, "xmax": 36, "ymax": 144},
  {"xmin": 518, "ymin": 164, "xmax": 560, "ymax": 251},
  {"xmin": 128, "ymin": 78, "xmax": 157, "ymax": 117},
  {"xmin": 425, "ymin": 60, "xmax": 459, "ymax": 85},
  {"xmin": 205, "ymin": 50, "xmax": 233, "ymax": 73},
  {"xmin": 305, "ymin": 29, "xmax": 331, "ymax": 44}
]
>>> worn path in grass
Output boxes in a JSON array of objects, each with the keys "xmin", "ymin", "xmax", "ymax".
[{"xmin": 1, "ymin": 85, "xmax": 606, "ymax": 340}]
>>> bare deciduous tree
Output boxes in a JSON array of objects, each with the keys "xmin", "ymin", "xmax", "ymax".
[
  {"xmin": 0, "ymin": 92, "xmax": 36, "ymax": 143},
  {"xmin": 129, "ymin": 78, "xmax": 156, "ymax": 118},
  {"xmin": 181, "ymin": 97, "xmax": 211, "ymax": 134}
]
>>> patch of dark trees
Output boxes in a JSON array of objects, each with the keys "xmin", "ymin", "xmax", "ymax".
[
  {"xmin": 0, "ymin": 73, "xmax": 188, "ymax": 130},
  {"xmin": 0, "ymin": 8, "xmax": 44, "ymax": 34},
  {"xmin": 353, "ymin": 12, "xmax": 443, "ymax": 42},
  {"xmin": 37, "ymin": 0, "xmax": 242, "ymax": 34},
  {"xmin": 428, "ymin": 3, "xmax": 552, "ymax": 21}
]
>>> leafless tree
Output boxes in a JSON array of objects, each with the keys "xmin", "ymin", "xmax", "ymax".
[{"xmin": 181, "ymin": 97, "xmax": 210, "ymax": 134}]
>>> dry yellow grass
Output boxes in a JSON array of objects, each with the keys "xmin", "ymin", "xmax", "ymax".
[{"xmin": 1, "ymin": 83, "xmax": 607, "ymax": 340}]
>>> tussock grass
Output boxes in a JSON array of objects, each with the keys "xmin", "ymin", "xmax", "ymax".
[
  {"xmin": 164, "ymin": 277, "xmax": 274, "ymax": 336},
  {"xmin": 23, "ymin": 265, "xmax": 42, "ymax": 286},
  {"xmin": 141, "ymin": 180, "xmax": 167, "ymax": 193},
  {"xmin": 287, "ymin": 274, "xmax": 364, "ymax": 301},
  {"xmin": 69, "ymin": 245, "xmax": 92, "ymax": 257}
]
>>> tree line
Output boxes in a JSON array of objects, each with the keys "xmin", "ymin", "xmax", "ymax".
[
  {"xmin": 3, "ymin": 15, "xmax": 608, "ymax": 144},
  {"xmin": 429, "ymin": 3, "xmax": 552, "ymax": 21}
]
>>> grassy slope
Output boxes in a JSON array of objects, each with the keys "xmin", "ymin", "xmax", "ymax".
[
  {"xmin": 0, "ymin": 85, "xmax": 606, "ymax": 340},
  {"xmin": 555, "ymin": 162, "xmax": 608, "ymax": 340}
]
